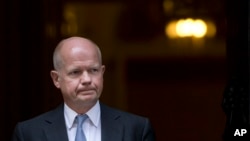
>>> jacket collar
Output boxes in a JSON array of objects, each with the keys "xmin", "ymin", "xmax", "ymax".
[
  {"xmin": 43, "ymin": 104, "xmax": 69, "ymax": 141},
  {"xmin": 43, "ymin": 103, "xmax": 124, "ymax": 141},
  {"xmin": 100, "ymin": 103, "xmax": 123, "ymax": 141}
]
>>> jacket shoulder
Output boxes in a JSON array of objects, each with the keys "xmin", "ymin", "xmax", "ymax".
[
  {"xmin": 16, "ymin": 104, "xmax": 63, "ymax": 127},
  {"xmin": 100, "ymin": 103, "xmax": 149, "ymax": 121}
]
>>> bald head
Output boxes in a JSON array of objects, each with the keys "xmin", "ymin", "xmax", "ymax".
[{"xmin": 53, "ymin": 36, "xmax": 102, "ymax": 70}]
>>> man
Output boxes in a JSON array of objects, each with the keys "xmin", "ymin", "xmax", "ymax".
[{"xmin": 11, "ymin": 36, "xmax": 156, "ymax": 141}]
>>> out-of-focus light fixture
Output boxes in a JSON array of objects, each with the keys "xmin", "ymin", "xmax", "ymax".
[
  {"xmin": 165, "ymin": 18, "xmax": 215, "ymax": 39},
  {"xmin": 61, "ymin": 4, "xmax": 78, "ymax": 36},
  {"xmin": 163, "ymin": 0, "xmax": 174, "ymax": 15}
]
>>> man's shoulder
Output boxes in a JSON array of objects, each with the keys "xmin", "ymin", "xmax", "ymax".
[
  {"xmin": 100, "ymin": 103, "xmax": 148, "ymax": 121},
  {"xmin": 17, "ymin": 104, "xmax": 63, "ymax": 126}
]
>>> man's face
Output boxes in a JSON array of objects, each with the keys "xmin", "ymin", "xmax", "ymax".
[{"xmin": 52, "ymin": 43, "xmax": 105, "ymax": 108}]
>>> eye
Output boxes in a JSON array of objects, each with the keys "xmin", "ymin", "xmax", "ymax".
[
  {"xmin": 69, "ymin": 70, "xmax": 81, "ymax": 76},
  {"xmin": 89, "ymin": 68, "xmax": 99, "ymax": 73}
]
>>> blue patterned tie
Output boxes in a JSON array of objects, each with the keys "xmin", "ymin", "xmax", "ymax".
[{"xmin": 75, "ymin": 114, "xmax": 88, "ymax": 141}]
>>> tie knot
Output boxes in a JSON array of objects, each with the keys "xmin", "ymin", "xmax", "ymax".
[{"xmin": 76, "ymin": 114, "xmax": 88, "ymax": 126}]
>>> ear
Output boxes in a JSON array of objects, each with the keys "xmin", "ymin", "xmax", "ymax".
[
  {"xmin": 50, "ymin": 70, "xmax": 61, "ymax": 88},
  {"xmin": 101, "ymin": 65, "xmax": 105, "ymax": 74}
]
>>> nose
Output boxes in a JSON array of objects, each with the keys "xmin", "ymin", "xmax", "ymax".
[{"xmin": 80, "ymin": 71, "xmax": 91, "ymax": 85}]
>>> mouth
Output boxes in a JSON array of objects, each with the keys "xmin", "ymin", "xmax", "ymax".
[{"xmin": 78, "ymin": 89, "xmax": 95, "ymax": 95}]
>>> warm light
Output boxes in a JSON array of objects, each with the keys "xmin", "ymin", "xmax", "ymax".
[
  {"xmin": 192, "ymin": 19, "xmax": 207, "ymax": 38},
  {"xmin": 176, "ymin": 18, "xmax": 194, "ymax": 37},
  {"xmin": 165, "ymin": 21, "xmax": 178, "ymax": 38},
  {"xmin": 165, "ymin": 18, "xmax": 211, "ymax": 38},
  {"xmin": 206, "ymin": 21, "xmax": 216, "ymax": 37},
  {"xmin": 176, "ymin": 18, "xmax": 207, "ymax": 38}
]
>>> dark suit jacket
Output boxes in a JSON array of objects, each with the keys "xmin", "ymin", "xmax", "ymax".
[{"xmin": 11, "ymin": 103, "xmax": 156, "ymax": 141}]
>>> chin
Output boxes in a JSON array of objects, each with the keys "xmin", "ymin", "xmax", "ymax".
[{"xmin": 80, "ymin": 96, "xmax": 98, "ymax": 103}]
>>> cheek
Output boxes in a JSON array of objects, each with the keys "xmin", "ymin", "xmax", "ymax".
[
  {"xmin": 60, "ymin": 80, "xmax": 78, "ymax": 92},
  {"xmin": 94, "ymin": 78, "xmax": 104, "ymax": 90}
]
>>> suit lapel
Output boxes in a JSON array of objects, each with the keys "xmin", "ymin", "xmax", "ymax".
[
  {"xmin": 43, "ymin": 104, "xmax": 69, "ymax": 141},
  {"xmin": 100, "ymin": 104, "xmax": 124, "ymax": 141},
  {"xmin": 41, "ymin": 103, "xmax": 124, "ymax": 141}
]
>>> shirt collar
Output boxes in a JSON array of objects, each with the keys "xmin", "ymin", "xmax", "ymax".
[{"xmin": 64, "ymin": 101, "xmax": 101, "ymax": 129}]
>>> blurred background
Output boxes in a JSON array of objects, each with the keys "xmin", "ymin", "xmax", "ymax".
[{"xmin": 0, "ymin": 0, "xmax": 248, "ymax": 141}]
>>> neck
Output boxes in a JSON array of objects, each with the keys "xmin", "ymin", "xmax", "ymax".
[{"xmin": 67, "ymin": 101, "xmax": 97, "ymax": 114}]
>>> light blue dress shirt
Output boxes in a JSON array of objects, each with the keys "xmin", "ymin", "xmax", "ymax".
[{"xmin": 64, "ymin": 101, "xmax": 101, "ymax": 141}]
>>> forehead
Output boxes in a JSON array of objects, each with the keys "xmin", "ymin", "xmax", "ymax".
[
  {"xmin": 61, "ymin": 38, "xmax": 97, "ymax": 52},
  {"xmin": 60, "ymin": 40, "xmax": 100, "ymax": 64}
]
